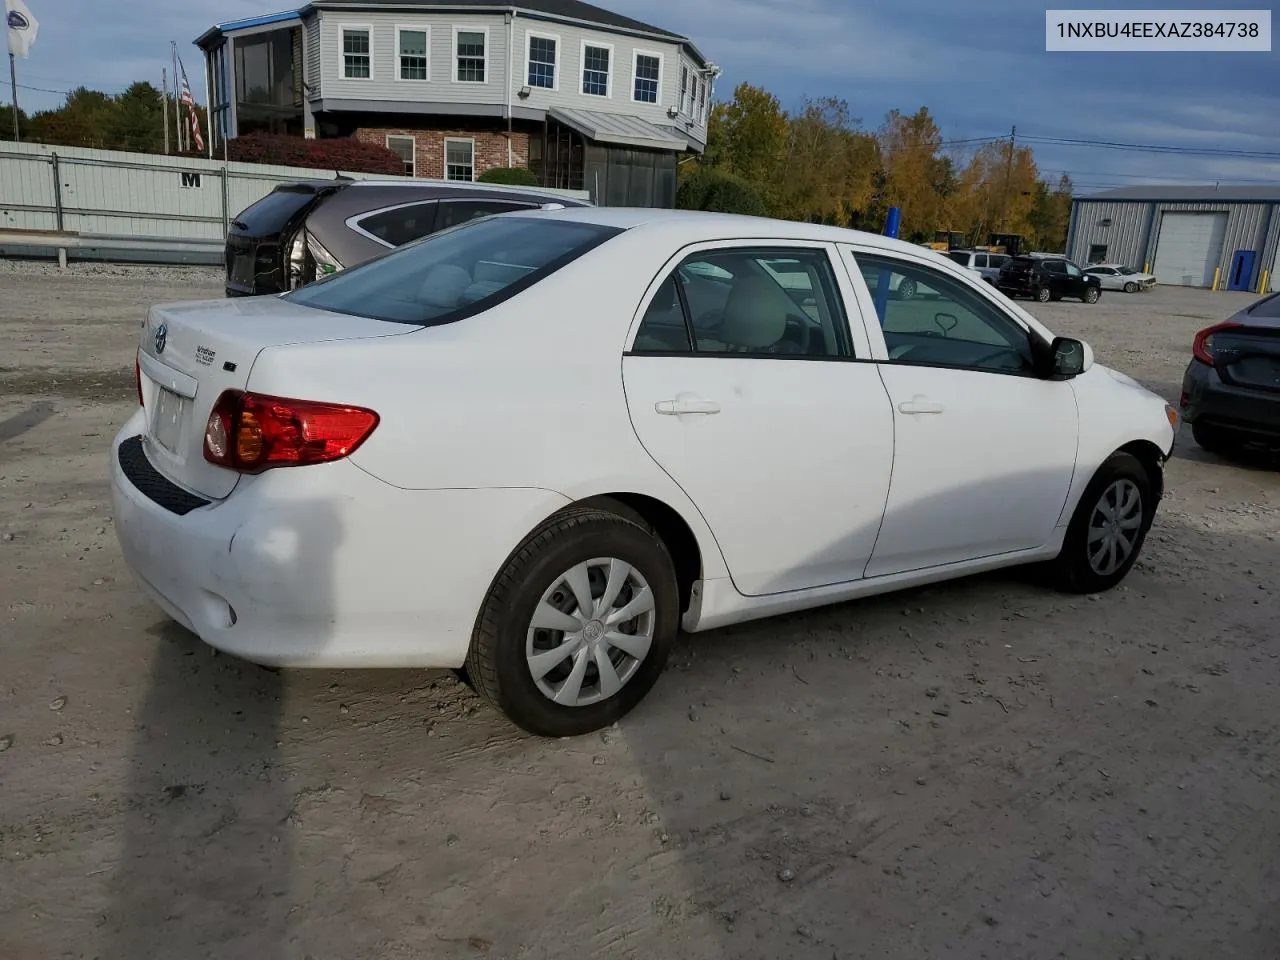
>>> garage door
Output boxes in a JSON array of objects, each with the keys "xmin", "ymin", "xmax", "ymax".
[{"xmin": 1152, "ymin": 212, "xmax": 1228, "ymax": 287}]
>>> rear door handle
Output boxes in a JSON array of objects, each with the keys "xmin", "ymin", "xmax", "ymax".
[
  {"xmin": 898, "ymin": 397, "xmax": 944, "ymax": 415},
  {"xmin": 656, "ymin": 397, "xmax": 721, "ymax": 416}
]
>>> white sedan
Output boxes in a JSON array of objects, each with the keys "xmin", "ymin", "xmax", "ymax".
[
  {"xmin": 1085, "ymin": 263, "xmax": 1158, "ymax": 293},
  {"xmin": 111, "ymin": 208, "xmax": 1178, "ymax": 737}
]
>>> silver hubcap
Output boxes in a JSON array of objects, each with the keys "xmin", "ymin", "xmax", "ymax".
[
  {"xmin": 525, "ymin": 558, "xmax": 655, "ymax": 708},
  {"xmin": 1087, "ymin": 479, "xmax": 1143, "ymax": 576}
]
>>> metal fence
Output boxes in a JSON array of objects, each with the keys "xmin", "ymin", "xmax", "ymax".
[{"xmin": 0, "ymin": 141, "xmax": 590, "ymax": 260}]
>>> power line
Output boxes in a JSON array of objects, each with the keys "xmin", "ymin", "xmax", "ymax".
[
  {"xmin": 1020, "ymin": 134, "xmax": 1280, "ymax": 160},
  {"xmin": 0, "ymin": 78, "xmax": 70, "ymax": 95}
]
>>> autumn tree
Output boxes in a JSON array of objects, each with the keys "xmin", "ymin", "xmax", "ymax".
[
  {"xmin": 1027, "ymin": 174, "xmax": 1074, "ymax": 252},
  {"xmin": 703, "ymin": 82, "xmax": 789, "ymax": 204},
  {"xmin": 876, "ymin": 107, "xmax": 951, "ymax": 240},
  {"xmin": 775, "ymin": 96, "xmax": 880, "ymax": 226}
]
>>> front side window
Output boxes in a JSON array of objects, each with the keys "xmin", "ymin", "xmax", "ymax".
[
  {"xmin": 1041, "ymin": 260, "xmax": 1066, "ymax": 275},
  {"xmin": 633, "ymin": 53, "xmax": 660, "ymax": 103},
  {"xmin": 456, "ymin": 30, "xmax": 486, "ymax": 82},
  {"xmin": 632, "ymin": 247, "xmax": 853, "ymax": 358},
  {"xmin": 386, "ymin": 135, "xmax": 415, "ymax": 176},
  {"xmin": 583, "ymin": 44, "xmax": 610, "ymax": 96},
  {"xmin": 398, "ymin": 29, "xmax": 428, "ymax": 80},
  {"xmin": 341, "ymin": 28, "xmax": 371, "ymax": 79},
  {"xmin": 444, "ymin": 138, "xmax": 474, "ymax": 181},
  {"xmin": 286, "ymin": 216, "xmax": 622, "ymax": 326},
  {"xmin": 854, "ymin": 253, "xmax": 1033, "ymax": 375},
  {"xmin": 528, "ymin": 34, "xmax": 556, "ymax": 88},
  {"xmin": 1064, "ymin": 261, "xmax": 1083, "ymax": 277}
]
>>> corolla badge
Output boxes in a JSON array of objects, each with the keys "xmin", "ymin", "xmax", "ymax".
[{"xmin": 154, "ymin": 323, "xmax": 168, "ymax": 355}]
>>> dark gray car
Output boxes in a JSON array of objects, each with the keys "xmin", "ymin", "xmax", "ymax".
[{"xmin": 224, "ymin": 178, "xmax": 591, "ymax": 297}]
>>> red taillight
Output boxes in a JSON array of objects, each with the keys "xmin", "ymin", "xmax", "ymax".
[
  {"xmin": 135, "ymin": 356, "xmax": 144, "ymax": 407},
  {"xmin": 203, "ymin": 390, "xmax": 379, "ymax": 474},
  {"xmin": 1192, "ymin": 321, "xmax": 1241, "ymax": 365}
]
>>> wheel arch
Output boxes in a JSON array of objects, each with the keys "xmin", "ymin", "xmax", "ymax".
[{"xmin": 1116, "ymin": 439, "xmax": 1166, "ymax": 504}]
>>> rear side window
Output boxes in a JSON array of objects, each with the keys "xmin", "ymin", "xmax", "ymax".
[
  {"xmin": 356, "ymin": 201, "xmax": 439, "ymax": 247},
  {"xmin": 946, "ymin": 252, "xmax": 970, "ymax": 267},
  {"xmin": 285, "ymin": 215, "xmax": 622, "ymax": 326},
  {"xmin": 435, "ymin": 200, "xmax": 538, "ymax": 231}
]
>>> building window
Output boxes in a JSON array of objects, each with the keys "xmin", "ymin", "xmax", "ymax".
[
  {"xmin": 397, "ymin": 28, "xmax": 428, "ymax": 80},
  {"xmin": 679, "ymin": 65, "xmax": 688, "ymax": 113},
  {"xmin": 386, "ymin": 135, "xmax": 415, "ymax": 176},
  {"xmin": 445, "ymin": 138, "xmax": 474, "ymax": 181},
  {"xmin": 340, "ymin": 27, "xmax": 371, "ymax": 79},
  {"xmin": 582, "ymin": 43, "xmax": 611, "ymax": 97},
  {"xmin": 701, "ymin": 79, "xmax": 710, "ymax": 120},
  {"xmin": 633, "ymin": 52, "xmax": 660, "ymax": 104},
  {"xmin": 527, "ymin": 33, "xmax": 557, "ymax": 89},
  {"xmin": 691, "ymin": 77, "xmax": 701, "ymax": 121},
  {"xmin": 455, "ymin": 29, "xmax": 486, "ymax": 83}
]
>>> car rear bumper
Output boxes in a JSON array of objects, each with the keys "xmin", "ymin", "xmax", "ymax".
[
  {"xmin": 109, "ymin": 411, "xmax": 570, "ymax": 668},
  {"xmin": 1180, "ymin": 359, "xmax": 1280, "ymax": 439}
]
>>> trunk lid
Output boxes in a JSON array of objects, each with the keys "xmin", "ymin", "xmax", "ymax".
[
  {"xmin": 1214, "ymin": 320, "xmax": 1280, "ymax": 394},
  {"xmin": 138, "ymin": 295, "xmax": 418, "ymax": 499},
  {"xmin": 225, "ymin": 181, "xmax": 346, "ymax": 295}
]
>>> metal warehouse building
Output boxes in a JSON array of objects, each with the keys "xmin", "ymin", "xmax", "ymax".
[{"xmin": 1066, "ymin": 185, "xmax": 1280, "ymax": 293}]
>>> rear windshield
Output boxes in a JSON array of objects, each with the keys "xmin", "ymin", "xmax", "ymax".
[
  {"xmin": 1246, "ymin": 291, "xmax": 1280, "ymax": 317},
  {"xmin": 231, "ymin": 185, "xmax": 324, "ymax": 236},
  {"xmin": 285, "ymin": 215, "xmax": 622, "ymax": 325}
]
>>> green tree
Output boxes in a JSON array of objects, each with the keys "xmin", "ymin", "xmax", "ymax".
[
  {"xmin": 676, "ymin": 167, "xmax": 768, "ymax": 216},
  {"xmin": 709, "ymin": 82, "xmax": 788, "ymax": 197},
  {"xmin": 776, "ymin": 96, "xmax": 881, "ymax": 226},
  {"xmin": 477, "ymin": 166, "xmax": 539, "ymax": 186},
  {"xmin": 2, "ymin": 105, "xmax": 29, "ymax": 141}
]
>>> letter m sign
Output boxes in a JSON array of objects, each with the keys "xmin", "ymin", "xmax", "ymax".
[{"xmin": 180, "ymin": 172, "xmax": 203, "ymax": 189}]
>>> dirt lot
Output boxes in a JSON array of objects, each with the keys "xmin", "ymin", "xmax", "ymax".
[{"xmin": 2, "ymin": 261, "xmax": 1278, "ymax": 960}]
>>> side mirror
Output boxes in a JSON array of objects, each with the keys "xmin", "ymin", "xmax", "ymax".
[{"xmin": 1049, "ymin": 336, "xmax": 1088, "ymax": 378}]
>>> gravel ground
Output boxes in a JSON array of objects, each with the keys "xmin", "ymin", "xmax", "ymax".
[{"xmin": 1, "ymin": 263, "xmax": 1278, "ymax": 960}]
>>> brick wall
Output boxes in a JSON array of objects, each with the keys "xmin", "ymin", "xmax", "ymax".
[{"xmin": 355, "ymin": 127, "xmax": 530, "ymax": 180}]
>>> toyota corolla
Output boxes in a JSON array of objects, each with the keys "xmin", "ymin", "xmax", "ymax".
[{"xmin": 111, "ymin": 208, "xmax": 1179, "ymax": 737}]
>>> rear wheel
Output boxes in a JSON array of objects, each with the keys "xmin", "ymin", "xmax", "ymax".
[
  {"xmin": 1036, "ymin": 286, "xmax": 1052, "ymax": 303},
  {"xmin": 1124, "ymin": 281, "xmax": 1138, "ymax": 293},
  {"xmin": 897, "ymin": 277, "xmax": 918, "ymax": 300},
  {"xmin": 1192, "ymin": 421, "xmax": 1239, "ymax": 457},
  {"xmin": 1047, "ymin": 452, "xmax": 1153, "ymax": 594},
  {"xmin": 465, "ymin": 507, "xmax": 680, "ymax": 737}
]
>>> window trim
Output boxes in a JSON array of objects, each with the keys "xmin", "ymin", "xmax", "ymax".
[
  {"xmin": 525, "ymin": 29, "xmax": 559, "ymax": 91},
  {"xmin": 631, "ymin": 48, "xmax": 663, "ymax": 105},
  {"xmin": 580, "ymin": 39, "xmax": 614, "ymax": 98},
  {"xmin": 679, "ymin": 64, "xmax": 689, "ymax": 114},
  {"xmin": 385, "ymin": 134, "xmax": 417, "ymax": 177},
  {"xmin": 452, "ymin": 25, "xmax": 490, "ymax": 84},
  {"xmin": 394, "ymin": 24, "xmax": 430, "ymax": 82},
  {"xmin": 443, "ymin": 136, "xmax": 476, "ymax": 181},
  {"xmin": 841, "ymin": 245, "xmax": 1050, "ymax": 379},
  {"xmin": 625, "ymin": 240, "xmax": 862, "ymax": 361},
  {"xmin": 338, "ymin": 24, "xmax": 375, "ymax": 81}
]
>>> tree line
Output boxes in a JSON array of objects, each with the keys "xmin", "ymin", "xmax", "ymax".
[
  {"xmin": 679, "ymin": 83, "xmax": 1073, "ymax": 252},
  {"xmin": 3, "ymin": 82, "xmax": 206, "ymax": 155}
]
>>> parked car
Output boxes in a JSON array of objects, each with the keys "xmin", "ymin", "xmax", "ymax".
[
  {"xmin": 1180, "ymin": 291, "xmax": 1280, "ymax": 455},
  {"xmin": 224, "ymin": 178, "xmax": 591, "ymax": 297},
  {"xmin": 946, "ymin": 249, "xmax": 1011, "ymax": 285},
  {"xmin": 997, "ymin": 255, "xmax": 1103, "ymax": 304},
  {"xmin": 1086, "ymin": 263, "xmax": 1158, "ymax": 293},
  {"xmin": 113, "ymin": 209, "xmax": 1177, "ymax": 737}
]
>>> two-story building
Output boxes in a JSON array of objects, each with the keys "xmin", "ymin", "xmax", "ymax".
[{"xmin": 196, "ymin": 0, "xmax": 719, "ymax": 206}]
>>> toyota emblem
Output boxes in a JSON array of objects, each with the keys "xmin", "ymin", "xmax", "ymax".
[{"xmin": 154, "ymin": 323, "xmax": 168, "ymax": 355}]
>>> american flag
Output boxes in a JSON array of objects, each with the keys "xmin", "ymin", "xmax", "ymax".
[{"xmin": 177, "ymin": 56, "xmax": 205, "ymax": 152}]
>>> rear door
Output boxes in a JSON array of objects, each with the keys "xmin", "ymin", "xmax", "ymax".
[{"xmin": 622, "ymin": 241, "xmax": 896, "ymax": 596}]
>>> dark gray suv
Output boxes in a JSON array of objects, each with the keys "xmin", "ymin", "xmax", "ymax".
[{"xmin": 224, "ymin": 178, "xmax": 591, "ymax": 297}]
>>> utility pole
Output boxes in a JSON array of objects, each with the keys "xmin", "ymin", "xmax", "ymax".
[
  {"xmin": 998, "ymin": 124, "xmax": 1016, "ymax": 234},
  {"xmin": 162, "ymin": 67, "xmax": 170, "ymax": 154}
]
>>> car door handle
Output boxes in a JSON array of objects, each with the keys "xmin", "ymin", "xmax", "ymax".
[
  {"xmin": 898, "ymin": 397, "xmax": 944, "ymax": 415},
  {"xmin": 656, "ymin": 397, "xmax": 721, "ymax": 416}
]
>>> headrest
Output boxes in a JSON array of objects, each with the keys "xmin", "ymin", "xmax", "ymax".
[
  {"xmin": 418, "ymin": 264, "xmax": 472, "ymax": 309},
  {"xmin": 718, "ymin": 276, "xmax": 789, "ymax": 350}
]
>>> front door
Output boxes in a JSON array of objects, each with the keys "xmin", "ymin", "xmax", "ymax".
[
  {"xmin": 842, "ymin": 248, "xmax": 1080, "ymax": 577},
  {"xmin": 622, "ymin": 242, "xmax": 895, "ymax": 597}
]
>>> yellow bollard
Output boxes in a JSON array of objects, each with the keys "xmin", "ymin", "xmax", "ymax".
[
  {"xmin": 1144, "ymin": 262, "xmax": 1151, "ymax": 274},
  {"xmin": 1259, "ymin": 270, "xmax": 1270, "ymax": 295},
  {"xmin": 1212, "ymin": 266, "xmax": 1221, "ymax": 291}
]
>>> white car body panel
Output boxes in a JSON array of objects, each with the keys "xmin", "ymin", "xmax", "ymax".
[{"xmin": 110, "ymin": 208, "xmax": 1176, "ymax": 669}]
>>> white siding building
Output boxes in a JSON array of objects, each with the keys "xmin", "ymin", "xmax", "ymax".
[{"xmin": 197, "ymin": 0, "xmax": 719, "ymax": 206}]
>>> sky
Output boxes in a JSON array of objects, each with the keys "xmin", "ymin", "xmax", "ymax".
[{"xmin": 5, "ymin": 0, "xmax": 1279, "ymax": 194}]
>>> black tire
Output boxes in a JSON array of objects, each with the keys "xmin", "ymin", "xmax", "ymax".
[
  {"xmin": 1036, "ymin": 286, "xmax": 1052, "ymax": 303},
  {"xmin": 1124, "ymin": 282, "xmax": 1138, "ymax": 293},
  {"xmin": 464, "ymin": 507, "xmax": 680, "ymax": 737},
  {"xmin": 1084, "ymin": 287, "xmax": 1101, "ymax": 304},
  {"xmin": 897, "ymin": 277, "xmax": 918, "ymax": 300},
  {"xmin": 1046, "ymin": 452, "xmax": 1154, "ymax": 594},
  {"xmin": 1192, "ymin": 421, "xmax": 1235, "ymax": 456}
]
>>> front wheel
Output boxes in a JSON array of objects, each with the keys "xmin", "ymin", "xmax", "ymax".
[
  {"xmin": 1035, "ymin": 286, "xmax": 1052, "ymax": 303},
  {"xmin": 1046, "ymin": 452, "xmax": 1154, "ymax": 594},
  {"xmin": 465, "ymin": 507, "xmax": 680, "ymax": 737},
  {"xmin": 1124, "ymin": 282, "xmax": 1138, "ymax": 293},
  {"xmin": 1084, "ymin": 287, "xmax": 1101, "ymax": 304}
]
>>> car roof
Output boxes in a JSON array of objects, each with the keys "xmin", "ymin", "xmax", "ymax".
[
  {"xmin": 346, "ymin": 178, "xmax": 590, "ymax": 203},
  {"xmin": 508, "ymin": 206, "xmax": 963, "ymax": 262}
]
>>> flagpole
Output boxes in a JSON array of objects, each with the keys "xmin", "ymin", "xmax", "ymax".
[
  {"xmin": 202, "ymin": 54, "xmax": 213, "ymax": 158},
  {"xmin": 161, "ymin": 67, "xmax": 169, "ymax": 154},
  {"xmin": 170, "ymin": 41, "xmax": 182, "ymax": 152},
  {"xmin": 8, "ymin": 53, "xmax": 18, "ymax": 142}
]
